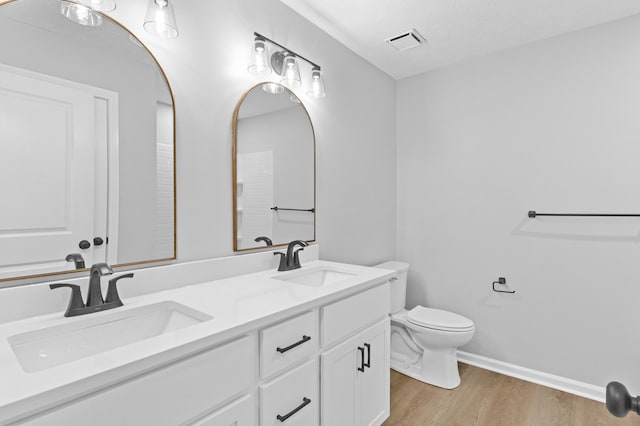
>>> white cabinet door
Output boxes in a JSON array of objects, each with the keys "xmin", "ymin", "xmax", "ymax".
[
  {"xmin": 321, "ymin": 318, "xmax": 390, "ymax": 426},
  {"xmin": 359, "ymin": 320, "xmax": 390, "ymax": 426},
  {"xmin": 321, "ymin": 332, "xmax": 360, "ymax": 426}
]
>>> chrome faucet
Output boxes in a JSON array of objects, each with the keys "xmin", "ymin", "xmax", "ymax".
[
  {"xmin": 49, "ymin": 263, "xmax": 134, "ymax": 317},
  {"xmin": 274, "ymin": 240, "xmax": 308, "ymax": 271}
]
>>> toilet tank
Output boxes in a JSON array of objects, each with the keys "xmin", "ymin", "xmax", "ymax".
[{"xmin": 374, "ymin": 261, "xmax": 410, "ymax": 314}]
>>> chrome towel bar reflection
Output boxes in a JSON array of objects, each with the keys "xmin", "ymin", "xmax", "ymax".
[
  {"xmin": 271, "ymin": 207, "xmax": 315, "ymax": 213},
  {"xmin": 528, "ymin": 211, "xmax": 640, "ymax": 218}
]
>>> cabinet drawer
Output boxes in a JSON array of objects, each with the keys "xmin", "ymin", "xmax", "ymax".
[
  {"xmin": 190, "ymin": 394, "xmax": 255, "ymax": 426},
  {"xmin": 261, "ymin": 311, "xmax": 318, "ymax": 379},
  {"xmin": 321, "ymin": 283, "xmax": 389, "ymax": 348},
  {"xmin": 260, "ymin": 359, "xmax": 318, "ymax": 426},
  {"xmin": 21, "ymin": 336, "xmax": 255, "ymax": 426}
]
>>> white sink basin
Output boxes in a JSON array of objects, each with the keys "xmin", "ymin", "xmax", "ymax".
[
  {"xmin": 8, "ymin": 301, "xmax": 212, "ymax": 373},
  {"xmin": 275, "ymin": 267, "xmax": 356, "ymax": 287}
]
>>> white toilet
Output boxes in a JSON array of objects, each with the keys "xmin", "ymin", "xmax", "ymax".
[{"xmin": 375, "ymin": 261, "xmax": 475, "ymax": 389}]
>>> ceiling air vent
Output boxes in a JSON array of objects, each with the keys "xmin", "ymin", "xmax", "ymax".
[{"xmin": 385, "ymin": 29, "xmax": 426, "ymax": 51}]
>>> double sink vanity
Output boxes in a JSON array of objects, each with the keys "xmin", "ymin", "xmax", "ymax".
[
  {"xmin": 0, "ymin": 253, "xmax": 394, "ymax": 425},
  {"xmin": 0, "ymin": 2, "xmax": 388, "ymax": 424}
]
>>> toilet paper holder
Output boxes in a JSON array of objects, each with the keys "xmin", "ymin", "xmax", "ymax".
[{"xmin": 492, "ymin": 277, "xmax": 515, "ymax": 294}]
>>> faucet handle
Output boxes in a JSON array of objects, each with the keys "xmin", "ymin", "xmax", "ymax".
[
  {"xmin": 106, "ymin": 273, "xmax": 134, "ymax": 306},
  {"xmin": 65, "ymin": 253, "xmax": 85, "ymax": 270},
  {"xmin": 274, "ymin": 252, "xmax": 287, "ymax": 271},
  {"xmin": 293, "ymin": 247, "xmax": 305, "ymax": 268},
  {"xmin": 288, "ymin": 240, "xmax": 309, "ymax": 248},
  {"xmin": 50, "ymin": 283, "xmax": 85, "ymax": 317}
]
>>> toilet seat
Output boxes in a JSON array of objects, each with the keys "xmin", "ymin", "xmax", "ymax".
[{"xmin": 407, "ymin": 306, "xmax": 474, "ymax": 332}]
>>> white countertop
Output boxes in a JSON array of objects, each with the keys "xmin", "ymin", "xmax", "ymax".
[{"xmin": 0, "ymin": 260, "xmax": 394, "ymax": 423}]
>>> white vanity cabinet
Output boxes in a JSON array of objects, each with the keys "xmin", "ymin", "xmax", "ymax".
[{"xmin": 6, "ymin": 276, "xmax": 391, "ymax": 426}]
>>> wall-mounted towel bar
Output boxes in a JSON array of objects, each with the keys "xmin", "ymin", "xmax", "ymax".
[
  {"xmin": 528, "ymin": 210, "xmax": 640, "ymax": 218},
  {"xmin": 271, "ymin": 207, "xmax": 315, "ymax": 213}
]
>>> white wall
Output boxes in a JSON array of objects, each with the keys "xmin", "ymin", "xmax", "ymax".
[
  {"xmin": 397, "ymin": 14, "xmax": 640, "ymax": 390},
  {"xmin": 107, "ymin": 0, "xmax": 397, "ymax": 265}
]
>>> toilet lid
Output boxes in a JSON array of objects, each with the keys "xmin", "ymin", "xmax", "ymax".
[{"xmin": 407, "ymin": 306, "xmax": 474, "ymax": 331}]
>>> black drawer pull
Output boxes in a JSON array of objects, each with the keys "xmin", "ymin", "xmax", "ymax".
[
  {"xmin": 357, "ymin": 346, "xmax": 365, "ymax": 372},
  {"xmin": 364, "ymin": 343, "xmax": 371, "ymax": 368},
  {"xmin": 276, "ymin": 397, "xmax": 311, "ymax": 422},
  {"xmin": 276, "ymin": 335, "xmax": 311, "ymax": 353}
]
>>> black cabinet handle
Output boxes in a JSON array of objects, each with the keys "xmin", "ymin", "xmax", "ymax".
[
  {"xmin": 276, "ymin": 397, "xmax": 311, "ymax": 422},
  {"xmin": 78, "ymin": 240, "xmax": 91, "ymax": 249},
  {"xmin": 93, "ymin": 237, "xmax": 104, "ymax": 246},
  {"xmin": 357, "ymin": 346, "xmax": 366, "ymax": 372},
  {"xmin": 364, "ymin": 343, "xmax": 371, "ymax": 368},
  {"xmin": 276, "ymin": 335, "xmax": 311, "ymax": 353}
]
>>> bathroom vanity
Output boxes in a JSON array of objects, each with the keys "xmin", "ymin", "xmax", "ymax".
[{"xmin": 0, "ymin": 259, "xmax": 393, "ymax": 425}]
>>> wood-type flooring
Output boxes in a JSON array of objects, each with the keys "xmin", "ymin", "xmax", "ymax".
[{"xmin": 383, "ymin": 363, "xmax": 640, "ymax": 426}]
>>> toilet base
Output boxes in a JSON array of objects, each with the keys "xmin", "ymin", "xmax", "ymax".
[
  {"xmin": 390, "ymin": 347, "xmax": 461, "ymax": 389},
  {"xmin": 390, "ymin": 320, "xmax": 466, "ymax": 389}
]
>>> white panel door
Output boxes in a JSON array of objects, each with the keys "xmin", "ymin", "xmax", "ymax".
[{"xmin": 0, "ymin": 67, "xmax": 97, "ymax": 278}]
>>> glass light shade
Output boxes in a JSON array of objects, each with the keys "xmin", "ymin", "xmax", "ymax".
[
  {"xmin": 144, "ymin": 0, "xmax": 178, "ymax": 39},
  {"xmin": 280, "ymin": 54, "xmax": 302, "ymax": 88},
  {"xmin": 76, "ymin": 0, "xmax": 116, "ymax": 12},
  {"xmin": 248, "ymin": 37, "xmax": 271, "ymax": 76},
  {"xmin": 60, "ymin": 2, "xmax": 102, "ymax": 26},
  {"xmin": 307, "ymin": 67, "xmax": 326, "ymax": 98},
  {"xmin": 262, "ymin": 83, "xmax": 284, "ymax": 95}
]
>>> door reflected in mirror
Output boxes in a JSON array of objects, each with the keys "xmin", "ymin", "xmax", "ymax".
[
  {"xmin": 233, "ymin": 83, "xmax": 315, "ymax": 251},
  {"xmin": 0, "ymin": 0, "xmax": 175, "ymax": 282}
]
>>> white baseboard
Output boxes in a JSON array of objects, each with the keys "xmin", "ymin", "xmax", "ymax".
[{"xmin": 457, "ymin": 351, "xmax": 605, "ymax": 402}]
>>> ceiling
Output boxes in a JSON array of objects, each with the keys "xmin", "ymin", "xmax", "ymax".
[{"xmin": 280, "ymin": 0, "xmax": 640, "ymax": 80}]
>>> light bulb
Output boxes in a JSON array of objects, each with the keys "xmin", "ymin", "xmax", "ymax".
[
  {"xmin": 280, "ymin": 53, "xmax": 301, "ymax": 88},
  {"xmin": 248, "ymin": 37, "xmax": 271, "ymax": 76},
  {"xmin": 144, "ymin": 0, "xmax": 178, "ymax": 39},
  {"xmin": 307, "ymin": 67, "xmax": 326, "ymax": 98}
]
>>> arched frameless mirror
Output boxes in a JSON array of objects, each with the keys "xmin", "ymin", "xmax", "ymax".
[
  {"xmin": 232, "ymin": 83, "xmax": 315, "ymax": 252},
  {"xmin": 0, "ymin": 0, "xmax": 176, "ymax": 283}
]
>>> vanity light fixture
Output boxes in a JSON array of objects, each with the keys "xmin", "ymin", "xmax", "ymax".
[
  {"xmin": 248, "ymin": 32, "xmax": 326, "ymax": 98},
  {"xmin": 143, "ymin": 0, "xmax": 178, "ymax": 39},
  {"xmin": 59, "ymin": 0, "xmax": 179, "ymax": 40}
]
